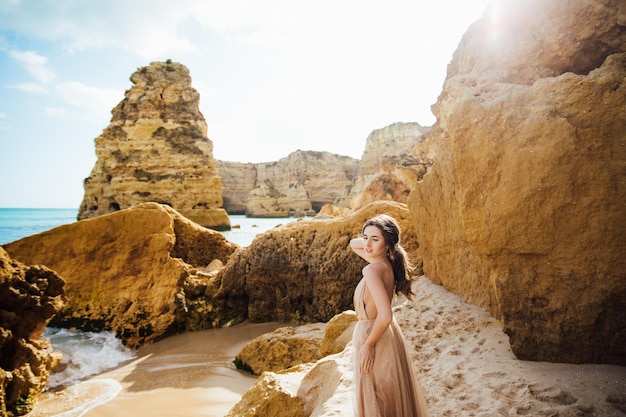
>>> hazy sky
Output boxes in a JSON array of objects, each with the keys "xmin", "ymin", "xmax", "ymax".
[{"xmin": 0, "ymin": 0, "xmax": 490, "ymax": 208}]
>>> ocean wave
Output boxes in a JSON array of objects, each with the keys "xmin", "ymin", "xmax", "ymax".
[{"xmin": 45, "ymin": 328, "xmax": 136, "ymax": 389}]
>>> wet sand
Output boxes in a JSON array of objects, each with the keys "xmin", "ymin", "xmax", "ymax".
[{"xmin": 29, "ymin": 322, "xmax": 286, "ymax": 417}]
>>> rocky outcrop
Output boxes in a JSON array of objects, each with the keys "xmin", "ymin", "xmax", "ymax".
[
  {"xmin": 349, "ymin": 122, "xmax": 432, "ymax": 210},
  {"xmin": 3, "ymin": 201, "xmax": 414, "ymax": 348},
  {"xmin": 3, "ymin": 203, "xmax": 238, "ymax": 348},
  {"xmin": 0, "ymin": 248, "xmax": 66, "ymax": 416},
  {"xmin": 235, "ymin": 323, "xmax": 325, "ymax": 375},
  {"xmin": 218, "ymin": 150, "xmax": 359, "ymax": 217},
  {"xmin": 209, "ymin": 201, "xmax": 419, "ymax": 326},
  {"xmin": 409, "ymin": 0, "xmax": 626, "ymax": 365},
  {"xmin": 78, "ymin": 61, "xmax": 230, "ymax": 230},
  {"xmin": 319, "ymin": 310, "xmax": 357, "ymax": 356},
  {"xmin": 234, "ymin": 311, "xmax": 356, "ymax": 376},
  {"xmin": 226, "ymin": 349, "xmax": 352, "ymax": 417}
]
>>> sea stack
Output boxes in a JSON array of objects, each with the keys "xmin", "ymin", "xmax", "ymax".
[{"xmin": 78, "ymin": 60, "xmax": 230, "ymax": 230}]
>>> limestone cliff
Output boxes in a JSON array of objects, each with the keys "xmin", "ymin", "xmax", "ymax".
[
  {"xmin": 78, "ymin": 61, "xmax": 230, "ymax": 230},
  {"xmin": 349, "ymin": 122, "xmax": 432, "ymax": 210},
  {"xmin": 0, "ymin": 248, "xmax": 66, "ymax": 416},
  {"xmin": 4, "ymin": 203, "xmax": 238, "ymax": 348},
  {"xmin": 409, "ymin": 0, "xmax": 626, "ymax": 365},
  {"xmin": 218, "ymin": 150, "xmax": 359, "ymax": 217}
]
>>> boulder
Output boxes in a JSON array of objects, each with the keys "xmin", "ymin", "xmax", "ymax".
[
  {"xmin": 409, "ymin": 0, "xmax": 626, "ymax": 364},
  {"xmin": 0, "ymin": 247, "xmax": 66, "ymax": 416},
  {"xmin": 234, "ymin": 323, "xmax": 324, "ymax": 375},
  {"xmin": 226, "ymin": 349, "xmax": 353, "ymax": 417},
  {"xmin": 78, "ymin": 60, "xmax": 230, "ymax": 230},
  {"xmin": 320, "ymin": 310, "xmax": 357, "ymax": 357},
  {"xmin": 3, "ymin": 203, "xmax": 238, "ymax": 348},
  {"xmin": 211, "ymin": 201, "xmax": 419, "ymax": 326},
  {"xmin": 225, "ymin": 367, "xmax": 309, "ymax": 417},
  {"xmin": 314, "ymin": 204, "xmax": 353, "ymax": 219},
  {"xmin": 234, "ymin": 310, "xmax": 357, "ymax": 376}
]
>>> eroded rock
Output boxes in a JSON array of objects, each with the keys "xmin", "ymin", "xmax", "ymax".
[
  {"xmin": 211, "ymin": 201, "xmax": 419, "ymax": 326},
  {"xmin": 349, "ymin": 122, "xmax": 432, "ymax": 210},
  {"xmin": 3, "ymin": 203, "xmax": 238, "ymax": 348},
  {"xmin": 409, "ymin": 0, "xmax": 626, "ymax": 364},
  {"xmin": 78, "ymin": 60, "xmax": 230, "ymax": 230},
  {"xmin": 219, "ymin": 150, "xmax": 359, "ymax": 217},
  {"xmin": 0, "ymin": 248, "xmax": 66, "ymax": 416}
]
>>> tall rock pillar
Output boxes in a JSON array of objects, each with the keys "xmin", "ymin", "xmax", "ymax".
[{"xmin": 79, "ymin": 61, "xmax": 230, "ymax": 230}]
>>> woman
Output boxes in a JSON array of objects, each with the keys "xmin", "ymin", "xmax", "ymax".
[{"xmin": 350, "ymin": 214, "xmax": 430, "ymax": 417}]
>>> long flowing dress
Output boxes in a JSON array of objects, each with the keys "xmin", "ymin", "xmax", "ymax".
[{"xmin": 352, "ymin": 278, "xmax": 430, "ymax": 417}]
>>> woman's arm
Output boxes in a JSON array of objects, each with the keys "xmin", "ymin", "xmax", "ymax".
[
  {"xmin": 359, "ymin": 264, "xmax": 393, "ymax": 373},
  {"xmin": 350, "ymin": 237, "xmax": 369, "ymax": 262}
]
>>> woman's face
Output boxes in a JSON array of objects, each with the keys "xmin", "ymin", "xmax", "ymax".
[{"xmin": 362, "ymin": 225, "xmax": 388, "ymax": 259}]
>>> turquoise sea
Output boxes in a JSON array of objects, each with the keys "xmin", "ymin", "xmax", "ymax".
[
  {"xmin": 0, "ymin": 207, "xmax": 296, "ymax": 246},
  {"xmin": 0, "ymin": 208, "xmax": 78, "ymax": 245}
]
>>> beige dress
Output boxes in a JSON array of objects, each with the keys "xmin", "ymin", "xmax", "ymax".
[{"xmin": 352, "ymin": 278, "xmax": 430, "ymax": 417}]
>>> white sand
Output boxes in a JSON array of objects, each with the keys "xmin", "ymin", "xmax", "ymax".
[
  {"xmin": 399, "ymin": 278, "xmax": 626, "ymax": 417},
  {"xmin": 28, "ymin": 278, "xmax": 626, "ymax": 417}
]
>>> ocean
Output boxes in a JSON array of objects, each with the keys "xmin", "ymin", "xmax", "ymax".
[
  {"xmin": 0, "ymin": 208, "xmax": 78, "ymax": 245},
  {"xmin": 0, "ymin": 207, "xmax": 296, "ymax": 246},
  {"xmin": 0, "ymin": 208, "xmax": 299, "ymax": 391}
]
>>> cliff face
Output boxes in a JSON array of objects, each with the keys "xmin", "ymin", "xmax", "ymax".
[
  {"xmin": 78, "ymin": 61, "xmax": 230, "ymax": 230},
  {"xmin": 219, "ymin": 150, "xmax": 360, "ymax": 217},
  {"xmin": 349, "ymin": 122, "xmax": 432, "ymax": 210},
  {"xmin": 409, "ymin": 0, "xmax": 626, "ymax": 364},
  {"xmin": 0, "ymin": 248, "xmax": 66, "ymax": 416},
  {"xmin": 218, "ymin": 127, "xmax": 436, "ymax": 218}
]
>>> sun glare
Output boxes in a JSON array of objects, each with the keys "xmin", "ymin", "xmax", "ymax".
[{"xmin": 487, "ymin": 0, "xmax": 502, "ymax": 42}]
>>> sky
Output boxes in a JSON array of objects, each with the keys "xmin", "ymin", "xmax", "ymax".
[{"xmin": 0, "ymin": 0, "xmax": 491, "ymax": 208}]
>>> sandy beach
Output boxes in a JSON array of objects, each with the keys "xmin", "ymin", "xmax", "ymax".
[
  {"xmin": 28, "ymin": 277, "xmax": 626, "ymax": 417},
  {"xmin": 28, "ymin": 323, "xmax": 287, "ymax": 417}
]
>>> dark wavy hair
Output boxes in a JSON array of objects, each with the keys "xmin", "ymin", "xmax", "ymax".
[{"xmin": 363, "ymin": 214, "xmax": 415, "ymax": 300}]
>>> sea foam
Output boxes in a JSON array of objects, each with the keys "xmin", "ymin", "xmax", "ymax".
[{"xmin": 45, "ymin": 328, "xmax": 135, "ymax": 389}]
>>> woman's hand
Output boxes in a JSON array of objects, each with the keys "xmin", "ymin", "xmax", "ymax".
[{"xmin": 359, "ymin": 342, "xmax": 375, "ymax": 374}]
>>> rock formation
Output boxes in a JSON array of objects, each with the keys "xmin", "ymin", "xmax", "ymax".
[
  {"xmin": 226, "ymin": 348, "xmax": 352, "ymax": 417},
  {"xmin": 3, "ymin": 203, "xmax": 238, "ymax": 348},
  {"xmin": 349, "ymin": 122, "xmax": 432, "ymax": 210},
  {"xmin": 3, "ymin": 201, "xmax": 414, "ymax": 348},
  {"xmin": 218, "ymin": 150, "xmax": 359, "ymax": 217},
  {"xmin": 209, "ymin": 201, "xmax": 419, "ymax": 326},
  {"xmin": 0, "ymin": 247, "xmax": 66, "ymax": 416},
  {"xmin": 78, "ymin": 61, "xmax": 230, "ymax": 230},
  {"xmin": 218, "ymin": 161, "xmax": 257, "ymax": 215},
  {"xmin": 234, "ymin": 311, "xmax": 356, "ymax": 376},
  {"xmin": 235, "ymin": 323, "xmax": 325, "ymax": 375},
  {"xmin": 409, "ymin": 0, "xmax": 626, "ymax": 364},
  {"xmin": 218, "ymin": 126, "xmax": 438, "ymax": 218}
]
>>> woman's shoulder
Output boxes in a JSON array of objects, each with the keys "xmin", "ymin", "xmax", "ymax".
[{"xmin": 362, "ymin": 261, "xmax": 392, "ymax": 281}]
